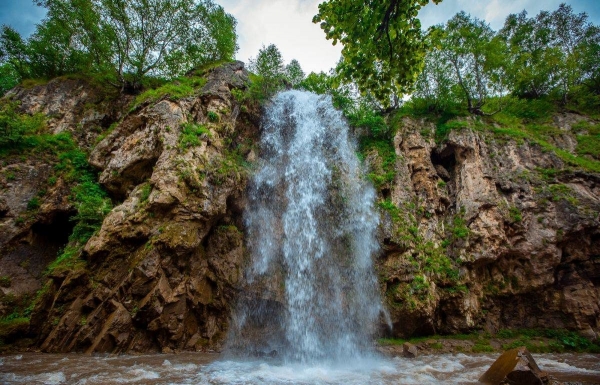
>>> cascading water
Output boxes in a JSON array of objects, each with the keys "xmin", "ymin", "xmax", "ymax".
[{"xmin": 229, "ymin": 90, "xmax": 386, "ymax": 364}]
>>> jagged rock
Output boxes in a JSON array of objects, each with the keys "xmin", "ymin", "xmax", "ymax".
[
  {"xmin": 381, "ymin": 116, "xmax": 600, "ymax": 339},
  {"xmin": 479, "ymin": 347, "xmax": 549, "ymax": 385},
  {"xmin": 402, "ymin": 342, "xmax": 418, "ymax": 358}
]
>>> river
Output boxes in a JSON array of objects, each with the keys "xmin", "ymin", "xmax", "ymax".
[{"xmin": 1, "ymin": 352, "xmax": 600, "ymax": 384}]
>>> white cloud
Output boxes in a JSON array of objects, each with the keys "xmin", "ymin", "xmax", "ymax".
[{"xmin": 215, "ymin": 0, "xmax": 341, "ymax": 74}]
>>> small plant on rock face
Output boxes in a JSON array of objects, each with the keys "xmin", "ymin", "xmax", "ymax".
[
  {"xmin": 179, "ymin": 122, "xmax": 211, "ymax": 149},
  {"xmin": 207, "ymin": 111, "xmax": 219, "ymax": 122},
  {"xmin": 27, "ymin": 197, "xmax": 40, "ymax": 210},
  {"xmin": 508, "ymin": 206, "xmax": 522, "ymax": 222},
  {"xmin": 0, "ymin": 276, "xmax": 11, "ymax": 287}
]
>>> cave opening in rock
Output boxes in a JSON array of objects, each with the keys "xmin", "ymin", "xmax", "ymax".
[
  {"xmin": 430, "ymin": 149, "xmax": 456, "ymax": 180},
  {"xmin": 28, "ymin": 211, "xmax": 76, "ymax": 276}
]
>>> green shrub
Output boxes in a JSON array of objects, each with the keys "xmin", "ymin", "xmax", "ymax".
[
  {"xmin": 179, "ymin": 122, "xmax": 211, "ymax": 149},
  {"xmin": 508, "ymin": 206, "xmax": 522, "ymax": 222},
  {"xmin": 207, "ymin": 111, "xmax": 219, "ymax": 122},
  {"xmin": 0, "ymin": 102, "xmax": 46, "ymax": 152},
  {"xmin": 0, "ymin": 276, "xmax": 11, "ymax": 287},
  {"xmin": 26, "ymin": 197, "xmax": 40, "ymax": 211},
  {"xmin": 359, "ymin": 137, "xmax": 396, "ymax": 188}
]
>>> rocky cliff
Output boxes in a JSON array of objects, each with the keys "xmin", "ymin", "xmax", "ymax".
[
  {"xmin": 0, "ymin": 62, "xmax": 598, "ymax": 353},
  {"xmin": 378, "ymin": 116, "xmax": 599, "ymax": 341}
]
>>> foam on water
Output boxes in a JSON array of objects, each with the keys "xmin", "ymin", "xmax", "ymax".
[{"xmin": 0, "ymin": 353, "xmax": 598, "ymax": 384}]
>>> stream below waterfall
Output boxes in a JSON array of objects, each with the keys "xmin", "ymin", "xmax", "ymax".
[{"xmin": 1, "ymin": 352, "xmax": 600, "ymax": 384}]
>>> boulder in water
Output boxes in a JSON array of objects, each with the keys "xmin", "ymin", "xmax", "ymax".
[
  {"xmin": 402, "ymin": 342, "xmax": 418, "ymax": 358},
  {"xmin": 479, "ymin": 347, "xmax": 550, "ymax": 385}
]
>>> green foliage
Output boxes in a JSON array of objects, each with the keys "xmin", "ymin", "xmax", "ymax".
[
  {"xmin": 207, "ymin": 111, "xmax": 219, "ymax": 122},
  {"xmin": 472, "ymin": 341, "xmax": 494, "ymax": 353},
  {"xmin": 379, "ymin": 199, "xmax": 462, "ymax": 310},
  {"xmin": 27, "ymin": 197, "xmax": 40, "ymax": 211},
  {"xmin": 0, "ymin": 104, "xmax": 113, "ymax": 274},
  {"xmin": 450, "ymin": 214, "xmax": 469, "ymax": 239},
  {"xmin": 246, "ymin": 44, "xmax": 288, "ymax": 102},
  {"xmin": 139, "ymin": 183, "xmax": 152, "ymax": 202},
  {"xmin": 498, "ymin": 329, "xmax": 600, "ymax": 353},
  {"xmin": 0, "ymin": 63, "xmax": 19, "ymax": 96},
  {"xmin": 130, "ymin": 76, "xmax": 206, "ymax": 111},
  {"xmin": 435, "ymin": 120, "xmax": 468, "ymax": 142},
  {"xmin": 490, "ymin": 123, "xmax": 600, "ymax": 173},
  {"xmin": 313, "ymin": 0, "xmax": 442, "ymax": 105},
  {"xmin": 1, "ymin": 0, "xmax": 237, "ymax": 89},
  {"xmin": 299, "ymin": 71, "xmax": 354, "ymax": 111},
  {"xmin": 0, "ymin": 276, "xmax": 11, "ymax": 288},
  {"xmin": 179, "ymin": 122, "xmax": 211, "ymax": 149},
  {"xmin": 576, "ymin": 123, "xmax": 600, "ymax": 159},
  {"xmin": 410, "ymin": 4, "xmax": 600, "ymax": 116},
  {"xmin": 0, "ymin": 102, "xmax": 46, "ymax": 152},
  {"xmin": 359, "ymin": 138, "xmax": 396, "ymax": 188},
  {"xmin": 508, "ymin": 206, "xmax": 522, "ymax": 223},
  {"xmin": 284, "ymin": 59, "xmax": 305, "ymax": 87}
]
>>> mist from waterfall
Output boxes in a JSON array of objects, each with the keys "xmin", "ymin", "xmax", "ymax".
[{"xmin": 229, "ymin": 90, "xmax": 385, "ymax": 364}]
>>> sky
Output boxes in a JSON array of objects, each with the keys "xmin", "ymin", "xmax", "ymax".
[{"xmin": 1, "ymin": 0, "xmax": 599, "ymax": 74}]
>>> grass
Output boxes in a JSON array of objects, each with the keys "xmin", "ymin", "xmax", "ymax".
[
  {"xmin": 130, "ymin": 76, "xmax": 207, "ymax": 111},
  {"xmin": 378, "ymin": 328, "xmax": 600, "ymax": 353},
  {"xmin": 179, "ymin": 122, "xmax": 211, "ymax": 149},
  {"xmin": 436, "ymin": 120, "xmax": 469, "ymax": 143}
]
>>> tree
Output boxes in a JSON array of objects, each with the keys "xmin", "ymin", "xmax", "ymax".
[
  {"xmin": 439, "ymin": 12, "xmax": 507, "ymax": 115},
  {"xmin": 500, "ymin": 11, "xmax": 562, "ymax": 99},
  {"xmin": 412, "ymin": 31, "xmax": 458, "ymax": 113},
  {"xmin": 500, "ymin": 4, "xmax": 600, "ymax": 102},
  {"xmin": 547, "ymin": 4, "xmax": 600, "ymax": 102},
  {"xmin": 284, "ymin": 59, "xmax": 305, "ymax": 87},
  {"xmin": 248, "ymin": 44, "xmax": 284, "ymax": 79},
  {"xmin": 0, "ymin": 63, "xmax": 19, "ymax": 95},
  {"xmin": 313, "ymin": 0, "xmax": 442, "ymax": 106},
  {"xmin": 246, "ymin": 44, "xmax": 287, "ymax": 100},
  {"xmin": 0, "ymin": 26, "xmax": 32, "ymax": 79},
  {"xmin": 2, "ymin": 0, "xmax": 237, "ymax": 89}
]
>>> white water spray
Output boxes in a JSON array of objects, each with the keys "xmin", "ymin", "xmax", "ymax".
[{"xmin": 230, "ymin": 90, "xmax": 385, "ymax": 363}]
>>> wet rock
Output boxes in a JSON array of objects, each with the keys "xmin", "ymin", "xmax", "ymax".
[
  {"xmin": 479, "ymin": 347, "xmax": 549, "ymax": 385},
  {"xmin": 403, "ymin": 342, "xmax": 418, "ymax": 358}
]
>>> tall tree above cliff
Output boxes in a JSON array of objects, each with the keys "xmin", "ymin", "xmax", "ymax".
[
  {"xmin": 1, "ymin": 0, "xmax": 237, "ymax": 90},
  {"xmin": 313, "ymin": 0, "xmax": 442, "ymax": 106},
  {"xmin": 500, "ymin": 4, "xmax": 600, "ymax": 101}
]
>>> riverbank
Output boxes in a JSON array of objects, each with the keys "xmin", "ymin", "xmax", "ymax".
[{"xmin": 377, "ymin": 329, "xmax": 600, "ymax": 356}]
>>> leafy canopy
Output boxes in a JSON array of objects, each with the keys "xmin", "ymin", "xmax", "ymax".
[
  {"xmin": 313, "ymin": 0, "xmax": 442, "ymax": 106},
  {"xmin": 1, "ymin": 0, "xmax": 237, "ymax": 89}
]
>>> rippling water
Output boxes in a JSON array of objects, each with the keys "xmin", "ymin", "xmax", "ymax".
[{"xmin": 1, "ymin": 352, "xmax": 599, "ymax": 384}]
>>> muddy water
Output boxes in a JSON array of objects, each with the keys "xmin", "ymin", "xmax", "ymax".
[{"xmin": 1, "ymin": 352, "xmax": 599, "ymax": 384}]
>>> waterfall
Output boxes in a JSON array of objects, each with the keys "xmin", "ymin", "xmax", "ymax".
[{"xmin": 230, "ymin": 90, "xmax": 384, "ymax": 364}]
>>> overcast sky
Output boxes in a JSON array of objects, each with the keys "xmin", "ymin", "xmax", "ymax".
[{"xmin": 1, "ymin": 0, "xmax": 599, "ymax": 74}]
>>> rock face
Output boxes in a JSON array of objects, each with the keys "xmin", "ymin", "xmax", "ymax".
[
  {"xmin": 0, "ymin": 63, "xmax": 599, "ymax": 352},
  {"xmin": 1, "ymin": 62, "xmax": 260, "ymax": 353},
  {"xmin": 379, "ymin": 116, "xmax": 600, "ymax": 339}
]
